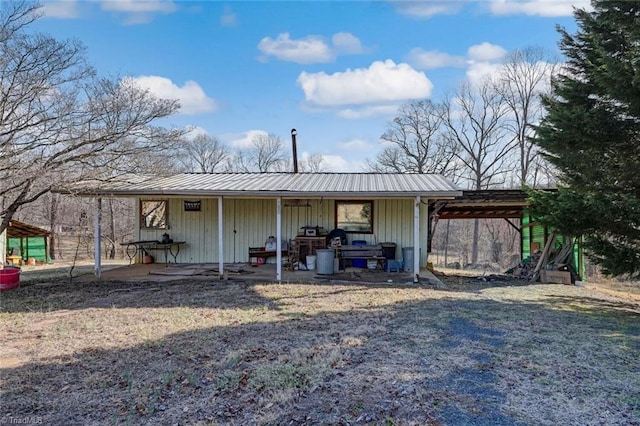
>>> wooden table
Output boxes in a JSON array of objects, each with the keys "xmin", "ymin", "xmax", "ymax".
[
  {"xmin": 121, "ymin": 240, "xmax": 186, "ymax": 265},
  {"xmin": 248, "ymin": 248, "xmax": 288, "ymax": 265},
  {"xmin": 295, "ymin": 236, "xmax": 328, "ymax": 261},
  {"xmin": 338, "ymin": 244, "xmax": 386, "ymax": 271}
]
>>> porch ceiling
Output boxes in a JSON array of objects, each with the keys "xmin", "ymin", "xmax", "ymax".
[{"xmin": 430, "ymin": 189, "xmax": 533, "ymax": 219}]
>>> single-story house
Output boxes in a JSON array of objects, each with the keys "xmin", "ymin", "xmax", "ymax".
[{"xmin": 57, "ymin": 172, "xmax": 463, "ymax": 282}]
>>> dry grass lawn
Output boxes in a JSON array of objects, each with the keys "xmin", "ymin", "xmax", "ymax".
[{"xmin": 1, "ymin": 273, "xmax": 639, "ymax": 425}]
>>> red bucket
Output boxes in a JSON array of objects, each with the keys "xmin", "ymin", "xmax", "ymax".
[{"xmin": 0, "ymin": 268, "xmax": 20, "ymax": 291}]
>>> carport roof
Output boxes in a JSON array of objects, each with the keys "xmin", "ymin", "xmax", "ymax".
[
  {"xmin": 6, "ymin": 220, "xmax": 51, "ymax": 238},
  {"xmin": 430, "ymin": 189, "xmax": 533, "ymax": 219},
  {"xmin": 60, "ymin": 172, "xmax": 462, "ymax": 198}
]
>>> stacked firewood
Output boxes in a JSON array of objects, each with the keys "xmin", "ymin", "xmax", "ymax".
[{"xmin": 505, "ymin": 250, "xmax": 543, "ymax": 280}]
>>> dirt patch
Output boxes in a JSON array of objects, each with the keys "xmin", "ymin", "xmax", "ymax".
[{"xmin": 0, "ymin": 275, "xmax": 638, "ymax": 425}]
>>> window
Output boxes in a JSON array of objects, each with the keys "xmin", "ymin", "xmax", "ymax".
[
  {"xmin": 335, "ymin": 200, "xmax": 373, "ymax": 233},
  {"xmin": 140, "ymin": 200, "xmax": 167, "ymax": 229}
]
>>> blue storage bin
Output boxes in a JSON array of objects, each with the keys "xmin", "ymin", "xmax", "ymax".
[{"xmin": 352, "ymin": 240, "xmax": 367, "ymax": 268}]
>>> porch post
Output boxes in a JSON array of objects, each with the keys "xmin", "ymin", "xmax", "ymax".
[
  {"xmin": 218, "ymin": 196, "xmax": 224, "ymax": 280},
  {"xmin": 422, "ymin": 199, "xmax": 429, "ymax": 267},
  {"xmin": 94, "ymin": 197, "xmax": 102, "ymax": 278},
  {"xmin": 414, "ymin": 195, "xmax": 420, "ymax": 283},
  {"xmin": 276, "ymin": 197, "xmax": 282, "ymax": 282}
]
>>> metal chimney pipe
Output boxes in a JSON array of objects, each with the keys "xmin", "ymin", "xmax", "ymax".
[{"xmin": 291, "ymin": 128, "xmax": 298, "ymax": 173}]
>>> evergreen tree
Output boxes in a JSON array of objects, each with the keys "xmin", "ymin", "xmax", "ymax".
[{"xmin": 530, "ymin": 1, "xmax": 640, "ymax": 278}]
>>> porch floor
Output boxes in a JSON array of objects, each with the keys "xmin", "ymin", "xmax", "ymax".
[{"xmin": 87, "ymin": 262, "xmax": 445, "ymax": 286}]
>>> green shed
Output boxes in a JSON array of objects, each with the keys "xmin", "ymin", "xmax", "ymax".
[
  {"xmin": 521, "ymin": 210, "xmax": 585, "ymax": 279},
  {"xmin": 6, "ymin": 220, "xmax": 51, "ymax": 264}
]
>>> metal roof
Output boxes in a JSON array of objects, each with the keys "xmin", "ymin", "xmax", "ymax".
[
  {"xmin": 7, "ymin": 220, "xmax": 51, "ymax": 238},
  {"xmin": 430, "ymin": 189, "xmax": 533, "ymax": 219},
  {"xmin": 63, "ymin": 173, "xmax": 462, "ymax": 198}
]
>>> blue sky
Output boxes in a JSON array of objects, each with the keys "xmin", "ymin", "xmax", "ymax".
[{"xmin": 34, "ymin": 0, "xmax": 587, "ymax": 171}]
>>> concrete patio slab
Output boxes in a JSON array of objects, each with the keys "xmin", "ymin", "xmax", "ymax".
[{"xmin": 84, "ymin": 262, "xmax": 446, "ymax": 287}]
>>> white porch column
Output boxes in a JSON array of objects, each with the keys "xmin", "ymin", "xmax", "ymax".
[
  {"xmin": 421, "ymin": 199, "xmax": 429, "ymax": 268},
  {"xmin": 276, "ymin": 197, "xmax": 282, "ymax": 282},
  {"xmin": 218, "ymin": 197, "xmax": 224, "ymax": 280},
  {"xmin": 414, "ymin": 195, "xmax": 420, "ymax": 283},
  {"xmin": 94, "ymin": 197, "xmax": 102, "ymax": 278},
  {"xmin": 0, "ymin": 229, "xmax": 7, "ymax": 267}
]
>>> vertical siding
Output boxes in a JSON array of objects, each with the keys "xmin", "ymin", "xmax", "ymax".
[
  {"xmin": 343, "ymin": 199, "xmax": 420, "ymax": 262},
  {"xmin": 169, "ymin": 198, "xmax": 218, "ymax": 264},
  {"xmin": 136, "ymin": 198, "xmax": 218, "ymax": 264},
  {"xmin": 281, "ymin": 199, "xmax": 334, "ymax": 242},
  {"xmin": 223, "ymin": 199, "xmax": 237, "ymax": 263},
  {"xmin": 224, "ymin": 199, "xmax": 277, "ymax": 263},
  {"xmin": 222, "ymin": 198, "xmax": 334, "ymax": 263},
  {"xmin": 133, "ymin": 197, "xmax": 429, "ymax": 265}
]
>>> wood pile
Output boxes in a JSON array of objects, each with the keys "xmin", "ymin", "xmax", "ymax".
[
  {"xmin": 505, "ymin": 250, "xmax": 543, "ymax": 280},
  {"xmin": 506, "ymin": 233, "xmax": 578, "ymax": 284}
]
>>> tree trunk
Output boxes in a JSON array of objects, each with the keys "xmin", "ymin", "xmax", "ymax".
[
  {"xmin": 108, "ymin": 198, "xmax": 116, "ymax": 260},
  {"xmin": 471, "ymin": 218, "xmax": 479, "ymax": 264},
  {"xmin": 444, "ymin": 219, "xmax": 450, "ymax": 266},
  {"xmin": 48, "ymin": 194, "xmax": 58, "ymax": 260}
]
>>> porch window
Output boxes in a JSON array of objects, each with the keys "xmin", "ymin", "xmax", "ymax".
[
  {"xmin": 140, "ymin": 200, "xmax": 167, "ymax": 229},
  {"xmin": 335, "ymin": 200, "xmax": 373, "ymax": 233}
]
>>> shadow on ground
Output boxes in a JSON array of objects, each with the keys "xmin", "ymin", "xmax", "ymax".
[
  {"xmin": 1, "ymin": 281, "xmax": 639, "ymax": 425},
  {"xmin": 0, "ymin": 279, "xmax": 279, "ymax": 313}
]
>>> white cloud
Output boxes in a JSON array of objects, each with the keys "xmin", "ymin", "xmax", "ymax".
[
  {"xmin": 41, "ymin": 0, "xmax": 80, "ymax": 19},
  {"xmin": 101, "ymin": 0, "xmax": 177, "ymax": 24},
  {"xmin": 332, "ymin": 32, "xmax": 365, "ymax": 55},
  {"xmin": 220, "ymin": 5, "xmax": 237, "ymax": 27},
  {"xmin": 466, "ymin": 62, "xmax": 505, "ymax": 86},
  {"xmin": 257, "ymin": 32, "xmax": 366, "ymax": 64},
  {"xmin": 391, "ymin": 0, "xmax": 590, "ymax": 19},
  {"xmin": 466, "ymin": 58, "xmax": 557, "ymax": 89},
  {"xmin": 409, "ymin": 48, "xmax": 466, "ymax": 70},
  {"xmin": 185, "ymin": 126, "xmax": 209, "ymax": 140},
  {"xmin": 338, "ymin": 105, "xmax": 400, "ymax": 120},
  {"xmin": 489, "ymin": 0, "xmax": 591, "ymax": 17},
  {"xmin": 319, "ymin": 154, "xmax": 366, "ymax": 172},
  {"xmin": 409, "ymin": 42, "xmax": 508, "ymax": 72},
  {"xmin": 226, "ymin": 130, "xmax": 268, "ymax": 149},
  {"xmin": 101, "ymin": 0, "xmax": 176, "ymax": 13},
  {"xmin": 336, "ymin": 138, "xmax": 375, "ymax": 151},
  {"xmin": 467, "ymin": 42, "xmax": 508, "ymax": 62},
  {"xmin": 258, "ymin": 33, "xmax": 333, "ymax": 64},
  {"xmin": 126, "ymin": 76, "xmax": 217, "ymax": 115},
  {"xmin": 297, "ymin": 60, "xmax": 433, "ymax": 107},
  {"xmin": 391, "ymin": 0, "xmax": 464, "ymax": 18}
]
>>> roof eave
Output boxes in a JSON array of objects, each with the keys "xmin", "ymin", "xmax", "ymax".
[{"xmin": 65, "ymin": 189, "xmax": 463, "ymax": 199}]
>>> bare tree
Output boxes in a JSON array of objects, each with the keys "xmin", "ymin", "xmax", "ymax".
[
  {"xmin": 366, "ymin": 100, "xmax": 460, "ymax": 177},
  {"xmin": 102, "ymin": 196, "xmax": 135, "ymax": 260},
  {"xmin": 484, "ymin": 219, "xmax": 520, "ymax": 267},
  {"xmin": 496, "ymin": 47, "xmax": 557, "ymax": 186},
  {"xmin": 299, "ymin": 153, "xmax": 326, "ymax": 172},
  {"xmin": 0, "ymin": 3, "xmax": 183, "ymax": 235},
  {"xmin": 443, "ymin": 79, "xmax": 515, "ymax": 263},
  {"xmin": 178, "ymin": 133, "xmax": 230, "ymax": 173},
  {"xmin": 41, "ymin": 192, "xmax": 61, "ymax": 260},
  {"xmin": 233, "ymin": 133, "xmax": 289, "ymax": 172},
  {"xmin": 444, "ymin": 80, "xmax": 514, "ymax": 190}
]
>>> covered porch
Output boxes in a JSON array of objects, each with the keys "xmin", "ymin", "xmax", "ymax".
[{"xmin": 64, "ymin": 173, "xmax": 462, "ymax": 283}]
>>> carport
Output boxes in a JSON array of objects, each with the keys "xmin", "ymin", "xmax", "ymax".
[{"xmin": 4, "ymin": 220, "xmax": 51, "ymax": 265}]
